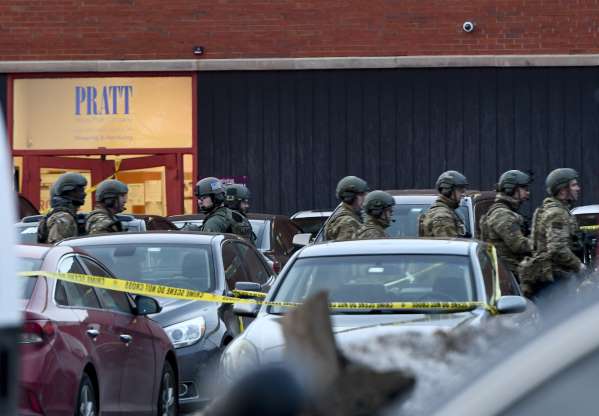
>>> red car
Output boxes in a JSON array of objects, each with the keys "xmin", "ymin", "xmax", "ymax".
[{"xmin": 17, "ymin": 244, "xmax": 179, "ymax": 416}]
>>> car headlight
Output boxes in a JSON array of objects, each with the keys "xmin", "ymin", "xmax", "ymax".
[
  {"xmin": 221, "ymin": 339, "xmax": 259, "ymax": 381},
  {"xmin": 164, "ymin": 316, "xmax": 206, "ymax": 349}
]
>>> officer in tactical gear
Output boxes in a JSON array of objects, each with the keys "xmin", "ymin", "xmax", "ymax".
[
  {"xmin": 480, "ymin": 170, "xmax": 533, "ymax": 279},
  {"xmin": 419, "ymin": 170, "xmax": 468, "ymax": 238},
  {"xmin": 37, "ymin": 172, "xmax": 87, "ymax": 244},
  {"xmin": 324, "ymin": 176, "xmax": 369, "ymax": 241},
  {"xmin": 224, "ymin": 183, "xmax": 257, "ymax": 245},
  {"xmin": 85, "ymin": 179, "xmax": 129, "ymax": 235},
  {"xmin": 195, "ymin": 177, "xmax": 238, "ymax": 234},
  {"xmin": 356, "ymin": 190, "xmax": 395, "ymax": 239},
  {"xmin": 520, "ymin": 168, "xmax": 584, "ymax": 300}
]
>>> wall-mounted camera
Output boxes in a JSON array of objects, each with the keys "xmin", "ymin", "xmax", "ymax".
[
  {"xmin": 192, "ymin": 46, "xmax": 205, "ymax": 56},
  {"xmin": 462, "ymin": 21, "xmax": 476, "ymax": 33}
]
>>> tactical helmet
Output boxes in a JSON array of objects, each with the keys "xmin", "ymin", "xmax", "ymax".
[
  {"xmin": 436, "ymin": 170, "xmax": 468, "ymax": 195},
  {"xmin": 546, "ymin": 168, "xmax": 579, "ymax": 196},
  {"xmin": 95, "ymin": 179, "xmax": 129, "ymax": 202},
  {"xmin": 225, "ymin": 184, "xmax": 250, "ymax": 210},
  {"xmin": 335, "ymin": 176, "xmax": 369, "ymax": 202},
  {"xmin": 195, "ymin": 177, "xmax": 225, "ymax": 204},
  {"xmin": 53, "ymin": 172, "xmax": 88, "ymax": 196},
  {"xmin": 497, "ymin": 170, "xmax": 531, "ymax": 195},
  {"xmin": 363, "ymin": 190, "xmax": 395, "ymax": 216}
]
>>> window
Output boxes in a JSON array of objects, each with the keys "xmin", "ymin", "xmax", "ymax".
[
  {"xmin": 55, "ymin": 256, "xmax": 101, "ymax": 309},
  {"xmin": 236, "ymin": 243, "xmax": 270, "ymax": 285},
  {"xmin": 222, "ymin": 241, "xmax": 250, "ymax": 288},
  {"xmin": 477, "ymin": 247, "xmax": 495, "ymax": 301},
  {"xmin": 79, "ymin": 256, "xmax": 132, "ymax": 314},
  {"xmin": 275, "ymin": 219, "xmax": 301, "ymax": 255},
  {"xmin": 497, "ymin": 260, "xmax": 521, "ymax": 296}
]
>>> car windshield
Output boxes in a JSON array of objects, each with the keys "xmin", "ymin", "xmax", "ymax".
[
  {"xmin": 271, "ymin": 254, "xmax": 476, "ymax": 314},
  {"xmin": 17, "ymin": 258, "xmax": 42, "ymax": 299},
  {"xmin": 293, "ymin": 217, "xmax": 328, "ymax": 236},
  {"xmin": 387, "ymin": 203, "xmax": 471, "ymax": 237},
  {"xmin": 78, "ymin": 244, "xmax": 215, "ymax": 292}
]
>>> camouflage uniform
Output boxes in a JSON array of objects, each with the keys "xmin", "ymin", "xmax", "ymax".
[
  {"xmin": 520, "ymin": 197, "xmax": 582, "ymax": 296},
  {"xmin": 324, "ymin": 202, "xmax": 362, "ymax": 241},
  {"xmin": 480, "ymin": 194, "xmax": 532, "ymax": 277},
  {"xmin": 356, "ymin": 216, "xmax": 388, "ymax": 239},
  {"xmin": 86, "ymin": 206, "xmax": 123, "ymax": 235},
  {"xmin": 43, "ymin": 205, "xmax": 79, "ymax": 244},
  {"xmin": 200, "ymin": 206, "xmax": 237, "ymax": 234},
  {"xmin": 419, "ymin": 196, "xmax": 465, "ymax": 238}
]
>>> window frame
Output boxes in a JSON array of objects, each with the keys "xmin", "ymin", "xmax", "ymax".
[{"xmin": 53, "ymin": 254, "xmax": 102, "ymax": 311}]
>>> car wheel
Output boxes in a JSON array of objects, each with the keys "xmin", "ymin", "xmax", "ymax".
[
  {"xmin": 158, "ymin": 361, "xmax": 178, "ymax": 416},
  {"xmin": 75, "ymin": 373, "xmax": 97, "ymax": 416}
]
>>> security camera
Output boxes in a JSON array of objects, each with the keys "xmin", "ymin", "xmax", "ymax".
[
  {"xmin": 462, "ymin": 21, "xmax": 475, "ymax": 33},
  {"xmin": 192, "ymin": 46, "xmax": 205, "ymax": 56}
]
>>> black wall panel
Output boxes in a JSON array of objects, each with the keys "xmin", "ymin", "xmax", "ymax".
[
  {"xmin": 198, "ymin": 68, "xmax": 599, "ymax": 216},
  {"xmin": 0, "ymin": 74, "xmax": 6, "ymax": 122}
]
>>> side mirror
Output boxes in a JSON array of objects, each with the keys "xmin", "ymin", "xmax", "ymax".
[
  {"xmin": 233, "ymin": 302, "xmax": 259, "ymax": 318},
  {"xmin": 235, "ymin": 281, "xmax": 262, "ymax": 294},
  {"xmin": 496, "ymin": 295, "xmax": 527, "ymax": 314},
  {"xmin": 135, "ymin": 295, "xmax": 162, "ymax": 315},
  {"xmin": 292, "ymin": 233, "xmax": 312, "ymax": 247}
]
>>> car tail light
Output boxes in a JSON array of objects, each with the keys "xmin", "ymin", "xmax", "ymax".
[
  {"xmin": 19, "ymin": 321, "xmax": 55, "ymax": 345},
  {"xmin": 272, "ymin": 261, "xmax": 282, "ymax": 274},
  {"xmin": 20, "ymin": 387, "xmax": 44, "ymax": 414}
]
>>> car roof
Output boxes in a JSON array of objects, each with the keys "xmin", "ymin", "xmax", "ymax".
[
  {"xmin": 297, "ymin": 238, "xmax": 477, "ymax": 257},
  {"xmin": 291, "ymin": 210, "xmax": 334, "ymax": 219},
  {"xmin": 572, "ymin": 205, "xmax": 599, "ymax": 215},
  {"xmin": 57, "ymin": 230, "xmax": 243, "ymax": 246},
  {"xmin": 16, "ymin": 244, "xmax": 52, "ymax": 259}
]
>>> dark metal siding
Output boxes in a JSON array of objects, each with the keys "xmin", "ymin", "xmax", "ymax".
[
  {"xmin": 0, "ymin": 74, "xmax": 6, "ymax": 121},
  {"xmin": 198, "ymin": 68, "xmax": 599, "ymax": 216}
]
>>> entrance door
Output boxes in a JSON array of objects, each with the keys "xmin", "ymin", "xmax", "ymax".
[
  {"xmin": 115, "ymin": 154, "xmax": 182, "ymax": 216},
  {"xmin": 21, "ymin": 156, "xmax": 114, "ymax": 212}
]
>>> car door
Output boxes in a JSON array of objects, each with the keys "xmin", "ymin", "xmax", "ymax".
[
  {"xmin": 221, "ymin": 240, "xmax": 253, "ymax": 336},
  {"xmin": 234, "ymin": 241, "xmax": 274, "ymax": 290},
  {"xmin": 78, "ymin": 256, "xmax": 158, "ymax": 415},
  {"xmin": 54, "ymin": 255, "xmax": 125, "ymax": 415}
]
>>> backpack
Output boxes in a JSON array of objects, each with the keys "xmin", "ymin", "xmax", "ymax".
[{"xmin": 37, "ymin": 207, "xmax": 78, "ymax": 244}]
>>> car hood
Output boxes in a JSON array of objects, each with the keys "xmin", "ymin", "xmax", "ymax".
[
  {"xmin": 244, "ymin": 311, "xmax": 481, "ymax": 363},
  {"xmin": 150, "ymin": 297, "xmax": 219, "ymax": 328}
]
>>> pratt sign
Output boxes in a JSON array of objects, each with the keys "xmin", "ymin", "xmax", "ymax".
[{"xmin": 13, "ymin": 77, "xmax": 192, "ymax": 150}]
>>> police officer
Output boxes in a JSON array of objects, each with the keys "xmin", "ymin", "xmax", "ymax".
[
  {"xmin": 419, "ymin": 170, "xmax": 468, "ymax": 238},
  {"xmin": 37, "ymin": 172, "xmax": 87, "ymax": 244},
  {"xmin": 224, "ymin": 183, "xmax": 257, "ymax": 245},
  {"xmin": 324, "ymin": 176, "xmax": 369, "ymax": 241},
  {"xmin": 520, "ymin": 168, "xmax": 584, "ymax": 299},
  {"xmin": 356, "ymin": 190, "xmax": 395, "ymax": 239},
  {"xmin": 480, "ymin": 170, "xmax": 533, "ymax": 279},
  {"xmin": 195, "ymin": 177, "xmax": 236, "ymax": 234},
  {"xmin": 85, "ymin": 179, "xmax": 129, "ymax": 235}
]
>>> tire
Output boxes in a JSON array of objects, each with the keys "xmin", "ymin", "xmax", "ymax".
[
  {"xmin": 157, "ymin": 361, "xmax": 178, "ymax": 416},
  {"xmin": 75, "ymin": 373, "xmax": 98, "ymax": 416}
]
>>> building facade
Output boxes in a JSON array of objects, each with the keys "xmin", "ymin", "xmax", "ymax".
[{"xmin": 2, "ymin": 1, "xmax": 599, "ymax": 215}]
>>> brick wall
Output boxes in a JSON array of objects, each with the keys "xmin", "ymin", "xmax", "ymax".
[{"xmin": 1, "ymin": 0, "xmax": 599, "ymax": 60}]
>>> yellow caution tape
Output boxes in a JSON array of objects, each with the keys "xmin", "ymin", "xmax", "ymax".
[
  {"xmin": 88, "ymin": 158, "xmax": 123, "ymax": 194},
  {"xmin": 232, "ymin": 289, "xmax": 267, "ymax": 298},
  {"xmin": 19, "ymin": 270, "xmax": 494, "ymax": 312},
  {"xmin": 580, "ymin": 225, "xmax": 599, "ymax": 232}
]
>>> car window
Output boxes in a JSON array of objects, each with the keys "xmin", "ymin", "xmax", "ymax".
[
  {"xmin": 248, "ymin": 219, "xmax": 267, "ymax": 249},
  {"xmin": 477, "ymin": 248, "xmax": 495, "ymax": 301},
  {"xmin": 235, "ymin": 242, "xmax": 270, "ymax": 284},
  {"xmin": 79, "ymin": 256, "xmax": 132, "ymax": 314},
  {"xmin": 497, "ymin": 260, "xmax": 521, "ymax": 296},
  {"xmin": 222, "ymin": 241, "xmax": 251, "ymax": 288},
  {"xmin": 271, "ymin": 254, "xmax": 476, "ymax": 313},
  {"xmin": 275, "ymin": 219, "xmax": 301, "ymax": 254},
  {"xmin": 55, "ymin": 256, "xmax": 101, "ymax": 309}
]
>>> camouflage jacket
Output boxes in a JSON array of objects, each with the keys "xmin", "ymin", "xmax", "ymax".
[
  {"xmin": 480, "ymin": 194, "xmax": 532, "ymax": 275},
  {"xmin": 230, "ymin": 210, "xmax": 257, "ymax": 246},
  {"xmin": 324, "ymin": 202, "xmax": 362, "ymax": 241},
  {"xmin": 200, "ymin": 206, "xmax": 236, "ymax": 234},
  {"xmin": 419, "ymin": 196, "xmax": 465, "ymax": 238},
  {"xmin": 356, "ymin": 216, "xmax": 389, "ymax": 239},
  {"xmin": 533, "ymin": 197, "xmax": 581, "ymax": 273},
  {"xmin": 39, "ymin": 205, "xmax": 79, "ymax": 244},
  {"xmin": 520, "ymin": 197, "xmax": 581, "ymax": 296},
  {"xmin": 85, "ymin": 206, "xmax": 123, "ymax": 235}
]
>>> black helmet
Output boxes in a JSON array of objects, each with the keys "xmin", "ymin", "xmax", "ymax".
[
  {"xmin": 363, "ymin": 190, "xmax": 395, "ymax": 216},
  {"xmin": 335, "ymin": 176, "xmax": 369, "ymax": 203},
  {"xmin": 436, "ymin": 170, "xmax": 468, "ymax": 196},
  {"xmin": 95, "ymin": 179, "xmax": 129, "ymax": 202},
  {"xmin": 53, "ymin": 172, "xmax": 87, "ymax": 206},
  {"xmin": 225, "ymin": 184, "xmax": 250, "ymax": 210},
  {"xmin": 546, "ymin": 168, "xmax": 579, "ymax": 196},
  {"xmin": 195, "ymin": 177, "xmax": 225, "ymax": 204},
  {"xmin": 497, "ymin": 170, "xmax": 531, "ymax": 195}
]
